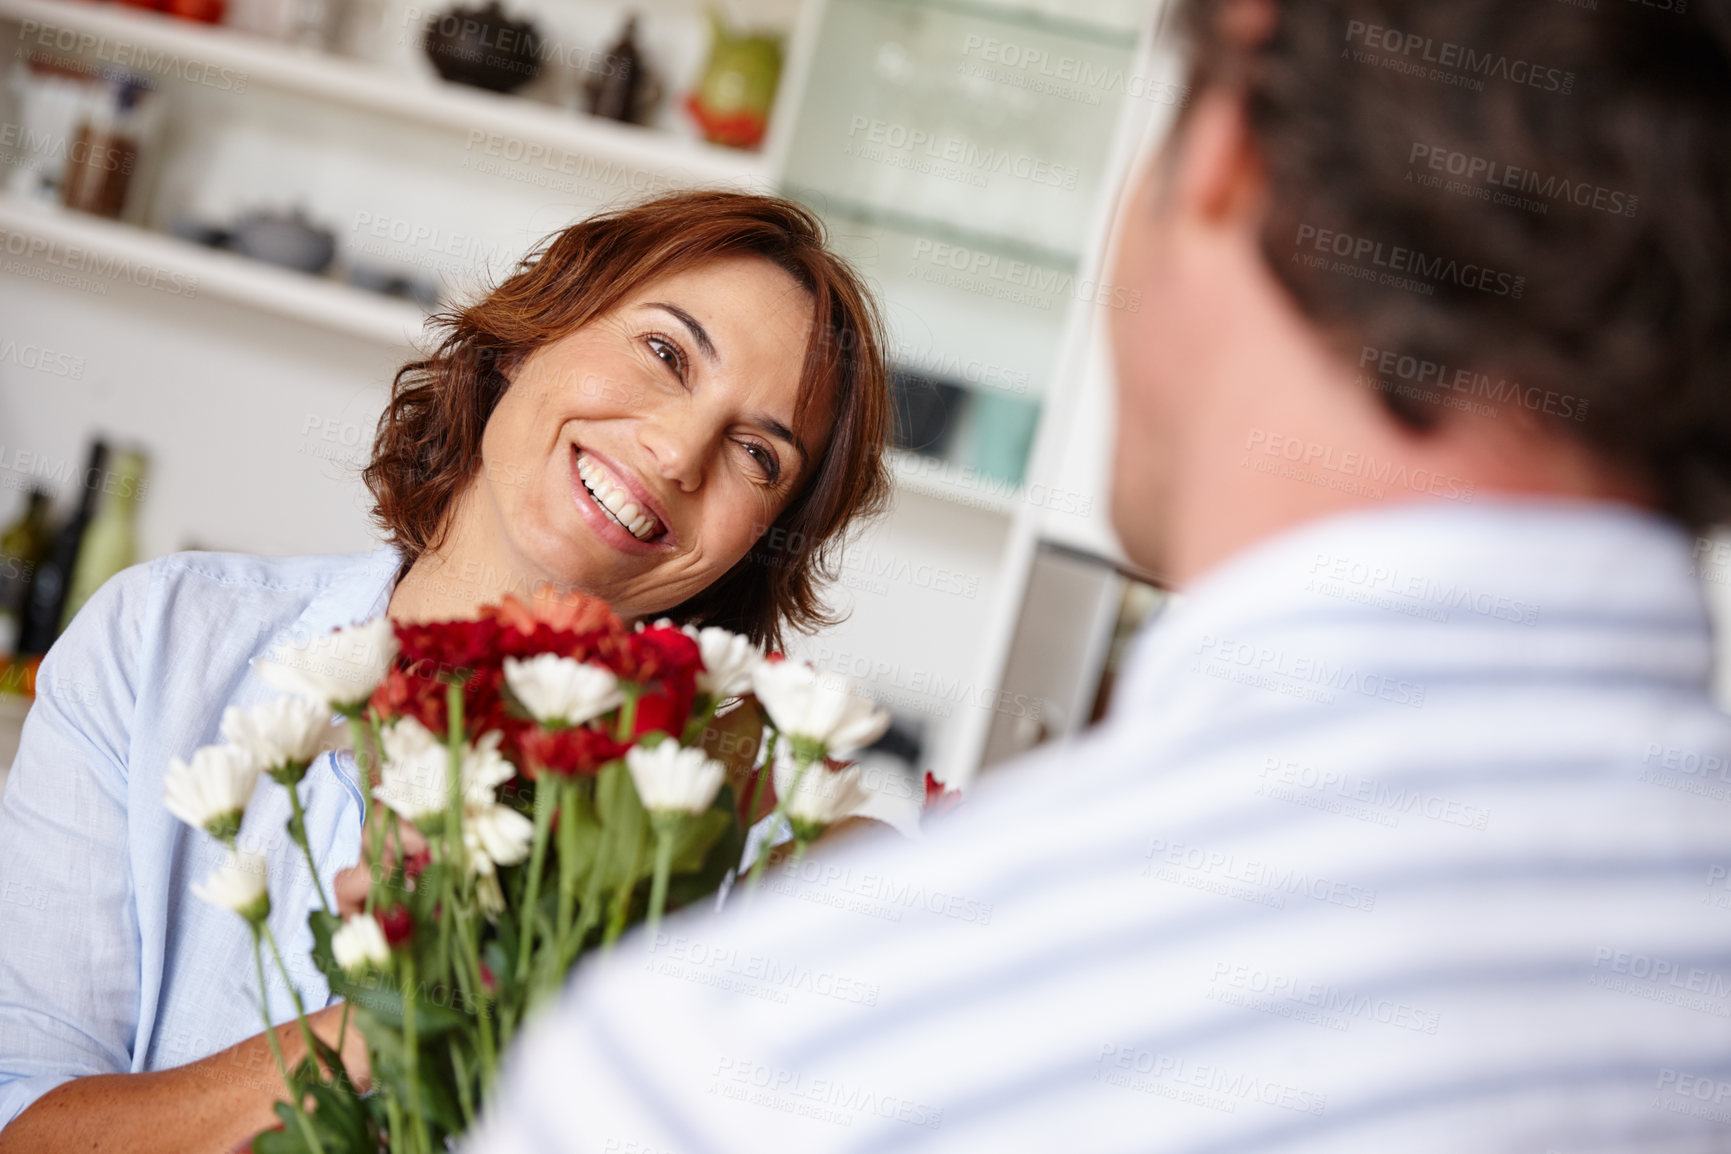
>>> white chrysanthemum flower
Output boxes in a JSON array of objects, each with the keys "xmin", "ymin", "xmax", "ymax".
[
  {"xmin": 374, "ymin": 721, "xmax": 528, "ymax": 883},
  {"xmin": 256, "ymin": 617, "xmax": 397, "ymax": 713},
  {"xmin": 503, "ymin": 654, "xmax": 622, "ymax": 727},
  {"xmin": 164, "ymin": 743, "xmax": 261, "ymax": 844},
  {"xmin": 372, "ymin": 717, "xmax": 451, "ymax": 822},
  {"xmin": 772, "ymin": 749, "xmax": 873, "ymax": 833},
  {"xmin": 192, "ymin": 850, "xmax": 271, "ymax": 925},
  {"xmin": 461, "ymin": 730, "xmax": 516, "ymax": 800},
  {"xmin": 464, "ymin": 802, "xmax": 534, "ymax": 877},
  {"xmin": 220, "ymin": 696, "xmax": 332, "ymax": 782},
  {"xmin": 475, "ymin": 872, "xmax": 505, "ymax": 917},
  {"xmin": 684, "ymin": 625, "xmax": 761, "ymax": 699},
  {"xmin": 374, "ymin": 720, "xmax": 518, "ymax": 823},
  {"xmin": 331, "ymin": 912, "xmax": 391, "ymax": 975},
  {"xmin": 626, "ymin": 741, "xmax": 726, "ymax": 815},
  {"xmin": 752, "ymin": 660, "xmax": 891, "ymax": 758}
]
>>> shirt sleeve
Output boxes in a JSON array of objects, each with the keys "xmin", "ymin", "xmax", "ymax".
[{"xmin": 0, "ymin": 562, "xmax": 151, "ymax": 1132}]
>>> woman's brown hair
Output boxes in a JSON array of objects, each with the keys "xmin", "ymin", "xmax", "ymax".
[{"xmin": 363, "ymin": 190, "xmax": 891, "ymax": 649}]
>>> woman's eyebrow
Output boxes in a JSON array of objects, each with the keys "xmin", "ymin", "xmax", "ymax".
[
  {"xmin": 753, "ymin": 413, "xmax": 808, "ymax": 467},
  {"xmin": 643, "ymin": 302, "xmax": 719, "ymax": 364}
]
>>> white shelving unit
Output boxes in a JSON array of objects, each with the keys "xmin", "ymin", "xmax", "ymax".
[
  {"xmin": 0, "ymin": 0, "xmax": 1167, "ymax": 787},
  {"xmin": 0, "ymin": 0, "xmax": 776, "ymax": 187},
  {"xmin": 0, "ymin": 192, "xmax": 430, "ymax": 344}
]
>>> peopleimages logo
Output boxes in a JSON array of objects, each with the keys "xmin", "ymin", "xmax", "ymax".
[
  {"xmin": 1293, "ymin": 225, "xmax": 1525, "ymax": 298},
  {"xmin": 1343, "ymin": 20, "xmax": 1575, "ymax": 94},
  {"xmin": 1358, "ymin": 346, "xmax": 1589, "ymax": 423},
  {"xmin": 1407, "ymin": 143, "xmax": 1639, "ymax": 218}
]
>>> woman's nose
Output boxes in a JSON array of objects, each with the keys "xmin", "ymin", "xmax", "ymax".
[{"xmin": 637, "ymin": 408, "xmax": 711, "ymax": 493}]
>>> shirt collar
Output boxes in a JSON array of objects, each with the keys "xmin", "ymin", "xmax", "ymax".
[{"xmin": 1115, "ymin": 498, "xmax": 1712, "ymax": 716}]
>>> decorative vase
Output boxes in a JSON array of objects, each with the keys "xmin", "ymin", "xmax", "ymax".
[{"xmin": 684, "ymin": 7, "xmax": 781, "ymax": 150}]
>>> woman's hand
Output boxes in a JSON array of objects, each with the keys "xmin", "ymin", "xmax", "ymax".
[
  {"xmin": 332, "ymin": 804, "xmax": 428, "ymax": 918},
  {"xmin": 0, "ymin": 1007, "xmax": 374, "ymax": 1154}
]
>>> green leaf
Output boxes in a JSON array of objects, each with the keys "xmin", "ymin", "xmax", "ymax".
[
  {"xmin": 667, "ymin": 807, "xmax": 732, "ymax": 873},
  {"xmin": 665, "ymin": 786, "xmax": 746, "ymax": 911}
]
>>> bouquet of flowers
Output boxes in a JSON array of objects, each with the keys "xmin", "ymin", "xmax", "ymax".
[{"xmin": 163, "ymin": 591, "xmax": 937, "ymax": 1153}]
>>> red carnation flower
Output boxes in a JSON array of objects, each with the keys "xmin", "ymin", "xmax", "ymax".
[
  {"xmin": 393, "ymin": 617, "xmax": 504, "ymax": 673},
  {"xmin": 490, "ymin": 590, "xmax": 617, "ymax": 638},
  {"xmin": 375, "ymin": 904, "xmax": 413, "ymax": 947},
  {"xmin": 624, "ymin": 626, "xmax": 701, "ymax": 737},
  {"xmin": 371, "ymin": 663, "xmax": 509, "ymax": 741},
  {"xmin": 514, "ymin": 723, "xmax": 628, "ymax": 778}
]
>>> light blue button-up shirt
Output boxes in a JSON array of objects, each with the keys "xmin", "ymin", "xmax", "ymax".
[{"xmin": 0, "ymin": 546, "xmax": 400, "ymax": 1130}]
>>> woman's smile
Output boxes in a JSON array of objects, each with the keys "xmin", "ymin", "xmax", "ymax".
[{"xmin": 569, "ymin": 443, "xmax": 675, "ymax": 553}]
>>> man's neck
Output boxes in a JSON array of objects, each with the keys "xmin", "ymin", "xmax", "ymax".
[{"xmin": 1157, "ymin": 246, "xmax": 1651, "ymax": 588}]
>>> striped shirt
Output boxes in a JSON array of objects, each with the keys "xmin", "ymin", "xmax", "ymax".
[{"xmin": 467, "ymin": 499, "xmax": 1731, "ymax": 1154}]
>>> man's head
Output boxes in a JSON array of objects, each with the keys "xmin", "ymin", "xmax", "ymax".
[{"xmin": 1108, "ymin": 0, "xmax": 1731, "ymax": 584}]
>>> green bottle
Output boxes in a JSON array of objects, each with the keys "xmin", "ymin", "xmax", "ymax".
[
  {"xmin": 0, "ymin": 488, "xmax": 53, "ymax": 657},
  {"xmin": 61, "ymin": 447, "xmax": 148, "ymax": 630}
]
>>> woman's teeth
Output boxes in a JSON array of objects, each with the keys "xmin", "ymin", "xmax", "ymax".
[{"xmin": 576, "ymin": 451, "xmax": 663, "ymax": 541}]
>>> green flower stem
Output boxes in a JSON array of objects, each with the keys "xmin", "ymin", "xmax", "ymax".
[
  {"xmin": 399, "ymin": 951, "xmax": 432, "ymax": 1154},
  {"xmin": 261, "ymin": 926, "xmax": 325, "ymax": 1086},
  {"xmin": 284, "ymin": 781, "xmax": 333, "ymax": 918},
  {"xmin": 444, "ymin": 682, "xmax": 467, "ymax": 884},
  {"xmin": 680, "ymin": 693, "xmax": 719, "ymax": 747},
  {"xmin": 250, "ymin": 928, "xmax": 322, "ymax": 1154},
  {"xmin": 515, "ymin": 779, "xmax": 558, "ymax": 985},
  {"xmin": 449, "ymin": 1036, "xmax": 475, "ymax": 1129},
  {"xmin": 553, "ymin": 779, "xmax": 582, "ymax": 950},
  {"xmin": 743, "ymin": 728, "xmax": 778, "ymax": 827},
  {"xmin": 603, "ymin": 817, "xmax": 646, "ymax": 948},
  {"xmin": 385, "ymin": 1095, "xmax": 404, "ymax": 1154},
  {"xmin": 644, "ymin": 817, "xmax": 679, "ymax": 939},
  {"xmin": 348, "ymin": 714, "xmax": 385, "ymax": 918},
  {"xmin": 566, "ymin": 779, "xmax": 618, "ymax": 967},
  {"xmin": 452, "ymin": 904, "xmax": 497, "ymax": 1081},
  {"xmin": 615, "ymin": 688, "xmax": 641, "ymax": 743},
  {"xmin": 747, "ymin": 747, "xmax": 815, "ymax": 891}
]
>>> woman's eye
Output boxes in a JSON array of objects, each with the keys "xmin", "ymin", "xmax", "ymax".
[
  {"xmin": 646, "ymin": 335, "xmax": 685, "ymax": 377},
  {"xmin": 743, "ymin": 442, "xmax": 780, "ymax": 481}
]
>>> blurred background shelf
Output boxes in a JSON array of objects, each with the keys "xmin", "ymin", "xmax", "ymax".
[
  {"xmin": 788, "ymin": 185, "xmax": 1081, "ymax": 273},
  {"xmin": 0, "ymin": 0, "xmax": 770, "ymax": 188},
  {"xmin": 873, "ymin": 0, "xmax": 1144, "ymax": 47},
  {"xmin": 0, "ymin": 192, "xmax": 431, "ymax": 344},
  {"xmin": 887, "ymin": 448, "xmax": 1020, "ymax": 517},
  {"xmin": 0, "ymin": 0, "xmax": 1181, "ymax": 788}
]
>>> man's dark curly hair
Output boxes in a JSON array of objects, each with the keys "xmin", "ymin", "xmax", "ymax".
[{"xmin": 1177, "ymin": 0, "xmax": 1731, "ymax": 529}]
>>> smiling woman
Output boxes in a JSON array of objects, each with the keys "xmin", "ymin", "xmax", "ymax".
[
  {"xmin": 367, "ymin": 191, "xmax": 893, "ymax": 648},
  {"xmin": 0, "ymin": 191, "xmax": 891, "ymax": 1154}
]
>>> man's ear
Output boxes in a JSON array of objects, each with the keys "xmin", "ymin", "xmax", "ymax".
[{"xmin": 1171, "ymin": 89, "xmax": 1264, "ymax": 228}]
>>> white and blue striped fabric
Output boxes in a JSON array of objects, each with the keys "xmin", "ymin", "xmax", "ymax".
[{"xmin": 467, "ymin": 499, "xmax": 1731, "ymax": 1154}]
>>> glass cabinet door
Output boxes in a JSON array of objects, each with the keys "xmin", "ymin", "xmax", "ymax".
[{"xmin": 782, "ymin": 0, "xmax": 1153, "ymax": 488}]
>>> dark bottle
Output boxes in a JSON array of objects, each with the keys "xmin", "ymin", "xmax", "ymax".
[
  {"xmin": 17, "ymin": 440, "xmax": 108, "ymax": 656},
  {"xmin": 586, "ymin": 16, "xmax": 650, "ymax": 124},
  {"xmin": 0, "ymin": 488, "xmax": 53, "ymax": 658}
]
